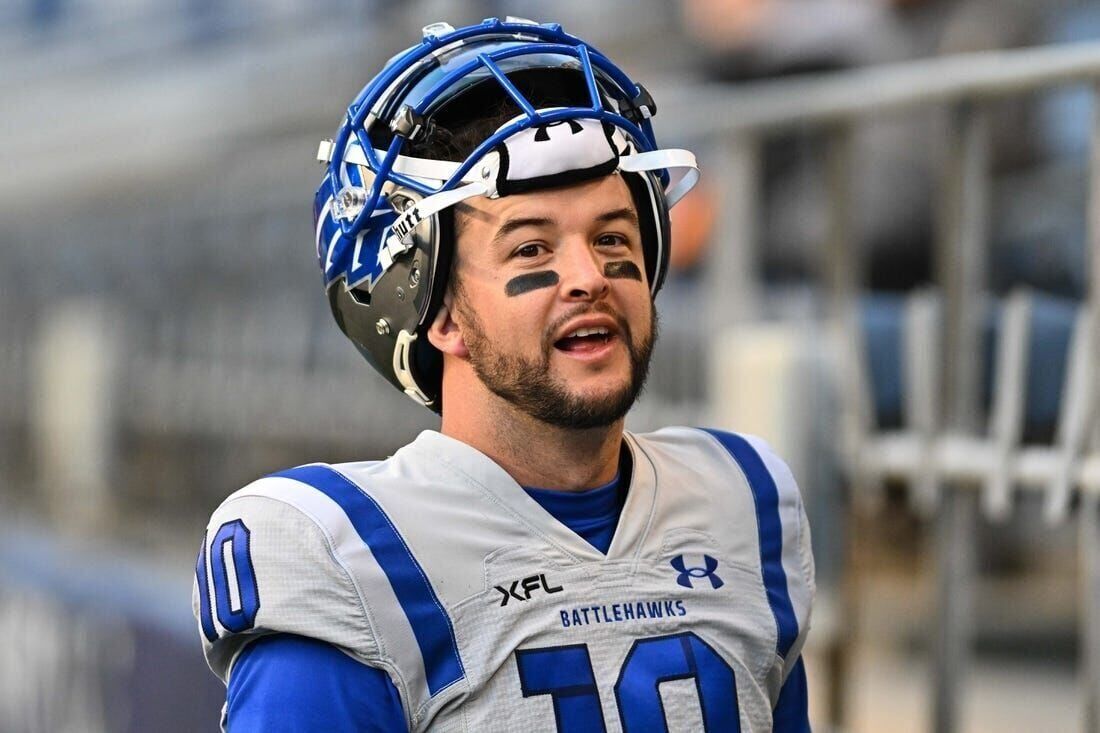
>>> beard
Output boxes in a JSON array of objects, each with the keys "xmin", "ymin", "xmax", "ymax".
[{"xmin": 456, "ymin": 298, "xmax": 657, "ymax": 430}]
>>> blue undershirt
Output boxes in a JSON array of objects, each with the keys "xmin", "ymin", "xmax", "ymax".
[
  {"xmin": 522, "ymin": 471, "xmax": 625, "ymax": 554},
  {"xmin": 225, "ymin": 466, "xmax": 809, "ymax": 731}
]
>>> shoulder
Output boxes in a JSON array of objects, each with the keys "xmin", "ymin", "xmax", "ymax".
[
  {"xmin": 632, "ymin": 427, "xmax": 815, "ymax": 654},
  {"xmin": 195, "ymin": 456, "xmax": 470, "ymax": 719},
  {"xmin": 631, "ymin": 427, "xmax": 803, "ymax": 505},
  {"xmin": 194, "ymin": 464, "xmax": 386, "ymax": 684},
  {"xmin": 676, "ymin": 429, "xmax": 812, "ymax": 584}
]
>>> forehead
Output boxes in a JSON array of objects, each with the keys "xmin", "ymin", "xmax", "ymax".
[{"xmin": 454, "ymin": 174, "xmax": 637, "ymax": 243}]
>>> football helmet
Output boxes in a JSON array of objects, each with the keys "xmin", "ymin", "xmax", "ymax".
[{"xmin": 314, "ymin": 17, "xmax": 699, "ymax": 411}]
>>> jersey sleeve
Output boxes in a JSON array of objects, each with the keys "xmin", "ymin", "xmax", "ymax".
[
  {"xmin": 771, "ymin": 656, "xmax": 811, "ymax": 732},
  {"xmin": 192, "ymin": 475, "xmax": 385, "ymax": 687},
  {"xmin": 226, "ymin": 634, "xmax": 406, "ymax": 732}
]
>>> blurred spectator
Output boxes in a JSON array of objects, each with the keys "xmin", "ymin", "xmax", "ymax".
[
  {"xmin": 669, "ymin": 178, "xmax": 719, "ymax": 275},
  {"xmin": 680, "ymin": 0, "xmax": 899, "ymax": 80},
  {"xmin": 677, "ymin": 0, "xmax": 1095, "ymax": 297}
]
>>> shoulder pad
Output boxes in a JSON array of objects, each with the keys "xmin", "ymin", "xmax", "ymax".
[{"xmin": 193, "ymin": 472, "xmax": 378, "ymax": 682}]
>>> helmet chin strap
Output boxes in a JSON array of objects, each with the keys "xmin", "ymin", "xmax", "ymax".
[
  {"xmin": 319, "ymin": 142, "xmax": 697, "ymax": 264},
  {"xmin": 619, "ymin": 149, "xmax": 699, "ymax": 207},
  {"xmin": 376, "ymin": 146, "xmax": 699, "ymax": 260},
  {"xmin": 386, "ymin": 182, "xmax": 489, "ymax": 254},
  {"xmin": 317, "ymin": 118, "xmax": 700, "ymax": 239},
  {"xmin": 317, "ymin": 113, "xmax": 700, "ymax": 361},
  {"xmin": 318, "ymin": 140, "xmax": 699, "ymax": 209}
]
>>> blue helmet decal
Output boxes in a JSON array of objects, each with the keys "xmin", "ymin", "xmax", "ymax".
[{"xmin": 315, "ymin": 169, "xmax": 400, "ymax": 292}]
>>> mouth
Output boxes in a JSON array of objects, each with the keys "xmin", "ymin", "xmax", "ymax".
[
  {"xmin": 551, "ymin": 316, "xmax": 631, "ymax": 365},
  {"xmin": 554, "ymin": 326, "xmax": 616, "ymax": 355}
]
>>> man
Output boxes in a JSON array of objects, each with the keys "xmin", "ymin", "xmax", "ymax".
[{"xmin": 194, "ymin": 18, "xmax": 813, "ymax": 731}]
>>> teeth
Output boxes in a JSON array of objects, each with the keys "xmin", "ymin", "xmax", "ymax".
[{"xmin": 567, "ymin": 326, "xmax": 610, "ymax": 338}]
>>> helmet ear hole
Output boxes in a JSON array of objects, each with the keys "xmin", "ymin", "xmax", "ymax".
[{"xmin": 349, "ymin": 288, "xmax": 372, "ymax": 306}]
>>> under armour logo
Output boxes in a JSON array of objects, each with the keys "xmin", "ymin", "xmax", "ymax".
[
  {"xmin": 670, "ymin": 555, "xmax": 724, "ymax": 589},
  {"xmin": 533, "ymin": 119, "xmax": 584, "ymax": 142}
]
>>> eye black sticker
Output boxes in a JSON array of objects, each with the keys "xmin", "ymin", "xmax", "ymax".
[
  {"xmin": 604, "ymin": 261, "xmax": 642, "ymax": 281},
  {"xmin": 505, "ymin": 270, "xmax": 560, "ymax": 297}
]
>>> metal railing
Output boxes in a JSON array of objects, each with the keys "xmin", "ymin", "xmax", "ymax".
[{"xmin": 660, "ymin": 41, "xmax": 1100, "ymax": 733}]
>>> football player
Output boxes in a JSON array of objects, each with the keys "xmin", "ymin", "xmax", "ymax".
[{"xmin": 194, "ymin": 18, "xmax": 813, "ymax": 732}]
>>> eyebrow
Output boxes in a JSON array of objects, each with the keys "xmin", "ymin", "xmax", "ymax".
[
  {"xmin": 594, "ymin": 207, "xmax": 639, "ymax": 227},
  {"xmin": 491, "ymin": 216, "xmax": 555, "ymax": 247},
  {"xmin": 491, "ymin": 207, "xmax": 640, "ymax": 247}
]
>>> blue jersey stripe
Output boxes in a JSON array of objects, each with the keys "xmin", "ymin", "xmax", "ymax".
[
  {"xmin": 272, "ymin": 464, "xmax": 465, "ymax": 696},
  {"xmin": 700, "ymin": 430, "xmax": 799, "ymax": 659}
]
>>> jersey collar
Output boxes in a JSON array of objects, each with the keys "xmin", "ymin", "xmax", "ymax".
[{"xmin": 410, "ymin": 430, "xmax": 658, "ymax": 563}]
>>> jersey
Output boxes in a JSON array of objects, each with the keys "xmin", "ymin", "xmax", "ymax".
[{"xmin": 193, "ymin": 427, "xmax": 815, "ymax": 732}]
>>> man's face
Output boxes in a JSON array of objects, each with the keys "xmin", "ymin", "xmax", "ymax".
[{"xmin": 448, "ymin": 174, "xmax": 657, "ymax": 429}]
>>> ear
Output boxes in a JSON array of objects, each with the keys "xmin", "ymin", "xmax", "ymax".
[{"xmin": 426, "ymin": 293, "xmax": 469, "ymax": 358}]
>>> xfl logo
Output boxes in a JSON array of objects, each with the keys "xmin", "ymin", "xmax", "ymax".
[
  {"xmin": 670, "ymin": 555, "xmax": 724, "ymax": 590},
  {"xmin": 495, "ymin": 573, "xmax": 564, "ymax": 607}
]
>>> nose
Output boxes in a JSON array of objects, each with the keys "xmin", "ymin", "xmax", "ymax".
[{"xmin": 558, "ymin": 238, "xmax": 610, "ymax": 302}]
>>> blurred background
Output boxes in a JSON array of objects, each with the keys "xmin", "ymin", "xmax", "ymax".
[{"xmin": 2, "ymin": 0, "xmax": 1100, "ymax": 731}]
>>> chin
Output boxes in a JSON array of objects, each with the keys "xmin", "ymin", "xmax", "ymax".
[
  {"xmin": 554, "ymin": 370, "xmax": 630, "ymax": 400},
  {"xmin": 567, "ymin": 378, "xmax": 632, "ymax": 405},
  {"xmin": 542, "ymin": 381, "xmax": 638, "ymax": 429}
]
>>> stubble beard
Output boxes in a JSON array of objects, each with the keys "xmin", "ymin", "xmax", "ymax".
[{"xmin": 456, "ymin": 297, "xmax": 657, "ymax": 430}]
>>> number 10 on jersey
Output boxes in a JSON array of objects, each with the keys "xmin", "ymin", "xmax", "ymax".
[
  {"xmin": 516, "ymin": 632, "xmax": 740, "ymax": 732},
  {"xmin": 196, "ymin": 520, "xmax": 260, "ymax": 641}
]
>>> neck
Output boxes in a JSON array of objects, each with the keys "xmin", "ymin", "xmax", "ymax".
[{"xmin": 440, "ymin": 387, "xmax": 624, "ymax": 492}]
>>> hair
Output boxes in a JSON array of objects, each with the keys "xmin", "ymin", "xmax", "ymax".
[
  {"xmin": 407, "ymin": 66, "xmax": 593, "ymax": 161},
  {"xmin": 404, "ymin": 101, "xmax": 524, "ymax": 254},
  {"xmin": 408, "ymin": 100, "xmax": 518, "ymax": 162}
]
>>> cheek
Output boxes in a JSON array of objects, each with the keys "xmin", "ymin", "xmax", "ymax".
[
  {"xmin": 503, "ymin": 299, "xmax": 552, "ymax": 338},
  {"xmin": 625, "ymin": 292, "xmax": 655, "ymax": 338},
  {"xmin": 463, "ymin": 284, "xmax": 549, "ymax": 342}
]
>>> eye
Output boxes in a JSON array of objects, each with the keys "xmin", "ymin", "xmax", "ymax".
[
  {"xmin": 596, "ymin": 233, "xmax": 630, "ymax": 248},
  {"xmin": 513, "ymin": 242, "xmax": 545, "ymax": 259}
]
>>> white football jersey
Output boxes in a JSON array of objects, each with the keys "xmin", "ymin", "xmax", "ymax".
[{"xmin": 194, "ymin": 427, "xmax": 814, "ymax": 732}]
